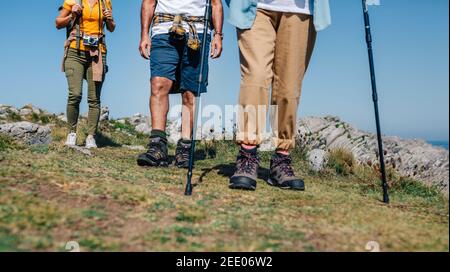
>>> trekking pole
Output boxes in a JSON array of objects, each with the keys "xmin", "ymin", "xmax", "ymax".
[
  {"xmin": 362, "ymin": 0, "xmax": 389, "ymax": 204},
  {"xmin": 185, "ymin": 0, "xmax": 213, "ymax": 196}
]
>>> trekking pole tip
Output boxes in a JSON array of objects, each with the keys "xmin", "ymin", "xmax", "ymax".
[
  {"xmin": 383, "ymin": 194, "xmax": 389, "ymax": 204},
  {"xmin": 184, "ymin": 184, "xmax": 193, "ymax": 196}
]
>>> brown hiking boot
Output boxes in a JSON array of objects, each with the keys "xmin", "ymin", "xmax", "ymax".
[
  {"xmin": 229, "ymin": 147, "xmax": 260, "ymax": 191},
  {"xmin": 268, "ymin": 153, "xmax": 305, "ymax": 191},
  {"xmin": 175, "ymin": 139, "xmax": 192, "ymax": 169},
  {"xmin": 137, "ymin": 136, "xmax": 169, "ymax": 167}
]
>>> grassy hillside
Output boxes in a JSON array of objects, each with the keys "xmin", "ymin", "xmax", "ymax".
[{"xmin": 0, "ymin": 115, "xmax": 448, "ymax": 252}]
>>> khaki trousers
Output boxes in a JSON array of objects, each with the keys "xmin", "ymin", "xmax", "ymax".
[
  {"xmin": 236, "ymin": 9, "xmax": 317, "ymax": 150},
  {"xmin": 65, "ymin": 48, "xmax": 106, "ymax": 136}
]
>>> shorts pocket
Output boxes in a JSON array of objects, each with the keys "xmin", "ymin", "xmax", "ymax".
[{"xmin": 151, "ymin": 34, "xmax": 171, "ymax": 51}]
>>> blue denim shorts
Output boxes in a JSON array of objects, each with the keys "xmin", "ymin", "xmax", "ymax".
[{"xmin": 150, "ymin": 33, "xmax": 210, "ymax": 94}]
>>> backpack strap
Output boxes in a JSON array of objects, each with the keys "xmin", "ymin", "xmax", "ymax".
[{"xmin": 75, "ymin": 0, "xmax": 82, "ymax": 50}]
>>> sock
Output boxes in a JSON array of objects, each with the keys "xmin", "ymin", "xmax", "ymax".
[
  {"xmin": 180, "ymin": 139, "xmax": 192, "ymax": 144},
  {"xmin": 275, "ymin": 149, "xmax": 290, "ymax": 156},
  {"xmin": 151, "ymin": 129, "xmax": 167, "ymax": 142},
  {"xmin": 241, "ymin": 145, "xmax": 257, "ymax": 154}
]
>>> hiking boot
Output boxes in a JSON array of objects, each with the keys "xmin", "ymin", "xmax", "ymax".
[
  {"xmin": 85, "ymin": 135, "xmax": 98, "ymax": 149},
  {"xmin": 65, "ymin": 132, "xmax": 77, "ymax": 147},
  {"xmin": 268, "ymin": 153, "xmax": 305, "ymax": 191},
  {"xmin": 137, "ymin": 136, "xmax": 169, "ymax": 167},
  {"xmin": 175, "ymin": 139, "xmax": 192, "ymax": 169},
  {"xmin": 229, "ymin": 147, "xmax": 260, "ymax": 191}
]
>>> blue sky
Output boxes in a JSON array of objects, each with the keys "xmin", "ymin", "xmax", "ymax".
[{"xmin": 0, "ymin": 0, "xmax": 448, "ymax": 141}]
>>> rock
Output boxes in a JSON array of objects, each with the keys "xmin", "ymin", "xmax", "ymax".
[
  {"xmin": 259, "ymin": 136, "xmax": 276, "ymax": 152},
  {"xmin": 130, "ymin": 113, "xmax": 147, "ymax": 126},
  {"xmin": 135, "ymin": 122, "xmax": 152, "ymax": 135},
  {"xmin": 0, "ymin": 121, "xmax": 52, "ymax": 145},
  {"xmin": 308, "ymin": 149, "xmax": 328, "ymax": 172},
  {"xmin": 0, "ymin": 105, "xmax": 8, "ymax": 115},
  {"xmin": 99, "ymin": 107, "xmax": 109, "ymax": 122},
  {"xmin": 297, "ymin": 116, "xmax": 449, "ymax": 192},
  {"xmin": 0, "ymin": 105, "xmax": 17, "ymax": 123},
  {"xmin": 166, "ymin": 119, "xmax": 238, "ymax": 144},
  {"xmin": 22, "ymin": 104, "xmax": 41, "ymax": 115},
  {"xmin": 166, "ymin": 119, "xmax": 207, "ymax": 144},
  {"xmin": 8, "ymin": 107, "xmax": 19, "ymax": 115},
  {"xmin": 167, "ymin": 119, "xmax": 182, "ymax": 144},
  {"xmin": 19, "ymin": 108, "xmax": 33, "ymax": 116},
  {"xmin": 0, "ymin": 105, "xmax": 19, "ymax": 116},
  {"xmin": 57, "ymin": 114, "xmax": 67, "ymax": 122}
]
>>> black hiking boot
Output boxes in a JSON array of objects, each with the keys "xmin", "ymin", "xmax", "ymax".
[
  {"xmin": 175, "ymin": 139, "xmax": 192, "ymax": 169},
  {"xmin": 229, "ymin": 147, "xmax": 260, "ymax": 191},
  {"xmin": 268, "ymin": 153, "xmax": 305, "ymax": 191},
  {"xmin": 137, "ymin": 136, "xmax": 169, "ymax": 167}
]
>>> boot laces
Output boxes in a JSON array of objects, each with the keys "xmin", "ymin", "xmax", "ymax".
[
  {"xmin": 237, "ymin": 150, "xmax": 259, "ymax": 175},
  {"xmin": 176, "ymin": 142, "xmax": 191, "ymax": 161},
  {"xmin": 147, "ymin": 139, "xmax": 165, "ymax": 157},
  {"xmin": 275, "ymin": 155, "xmax": 295, "ymax": 177}
]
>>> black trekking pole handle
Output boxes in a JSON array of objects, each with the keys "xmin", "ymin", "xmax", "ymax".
[
  {"xmin": 185, "ymin": 0, "xmax": 213, "ymax": 196},
  {"xmin": 362, "ymin": 0, "xmax": 389, "ymax": 204}
]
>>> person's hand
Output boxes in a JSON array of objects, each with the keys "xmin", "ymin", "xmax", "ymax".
[
  {"xmin": 72, "ymin": 4, "xmax": 82, "ymax": 17},
  {"xmin": 103, "ymin": 9, "xmax": 113, "ymax": 21},
  {"xmin": 139, "ymin": 37, "xmax": 151, "ymax": 59},
  {"xmin": 210, "ymin": 33, "xmax": 223, "ymax": 59}
]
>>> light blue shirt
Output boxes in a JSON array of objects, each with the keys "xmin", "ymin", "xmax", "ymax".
[{"xmin": 225, "ymin": 0, "xmax": 331, "ymax": 31}]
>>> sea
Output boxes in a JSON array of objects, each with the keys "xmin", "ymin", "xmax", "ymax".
[{"xmin": 428, "ymin": 141, "xmax": 449, "ymax": 150}]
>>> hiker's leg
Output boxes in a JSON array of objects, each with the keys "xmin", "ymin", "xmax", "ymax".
[
  {"xmin": 229, "ymin": 9, "xmax": 278, "ymax": 191},
  {"xmin": 174, "ymin": 90, "xmax": 195, "ymax": 169},
  {"xmin": 150, "ymin": 77, "xmax": 173, "ymax": 131},
  {"xmin": 149, "ymin": 34, "xmax": 180, "ymax": 132},
  {"xmin": 65, "ymin": 49, "xmax": 86, "ymax": 133},
  {"xmin": 181, "ymin": 91, "xmax": 195, "ymax": 140},
  {"xmin": 272, "ymin": 13, "xmax": 316, "ymax": 152},
  {"xmin": 179, "ymin": 32, "xmax": 211, "ymax": 140},
  {"xmin": 86, "ymin": 56, "xmax": 106, "ymax": 136},
  {"xmin": 236, "ymin": 9, "xmax": 278, "ymax": 148}
]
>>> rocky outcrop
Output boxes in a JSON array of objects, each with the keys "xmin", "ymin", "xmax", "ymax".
[
  {"xmin": 308, "ymin": 149, "xmax": 328, "ymax": 172},
  {"xmin": 0, "ymin": 121, "xmax": 52, "ymax": 145},
  {"xmin": 166, "ymin": 118, "xmax": 228, "ymax": 144},
  {"xmin": 0, "ymin": 104, "xmax": 49, "ymax": 123},
  {"xmin": 2, "ymin": 104, "xmax": 447, "ymax": 192},
  {"xmin": 0, "ymin": 104, "xmax": 19, "ymax": 121},
  {"xmin": 99, "ymin": 107, "xmax": 110, "ymax": 122},
  {"xmin": 297, "ymin": 116, "xmax": 449, "ymax": 191},
  {"xmin": 133, "ymin": 114, "xmax": 152, "ymax": 135}
]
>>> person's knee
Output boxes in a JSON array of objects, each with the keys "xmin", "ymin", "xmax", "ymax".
[
  {"xmin": 242, "ymin": 68, "xmax": 271, "ymax": 87},
  {"xmin": 88, "ymin": 100, "xmax": 100, "ymax": 110},
  {"xmin": 87, "ymin": 94, "xmax": 101, "ymax": 108},
  {"xmin": 182, "ymin": 91, "xmax": 195, "ymax": 107},
  {"xmin": 151, "ymin": 78, "xmax": 171, "ymax": 98},
  {"xmin": 68, "ymin": 92, "xmax": 82, "ymax": 106}
]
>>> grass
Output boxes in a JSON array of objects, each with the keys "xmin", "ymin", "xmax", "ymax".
[
  {"xmin": 0, "ymin": 118, "xmax": 448, "ymax": 252},
  {"xmin": 328, "ymin": 148, "xmax": 355, "ymax": 176}
]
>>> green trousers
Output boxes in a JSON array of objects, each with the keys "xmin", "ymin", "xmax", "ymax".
[{"xmin": 64, "ymin": 48, "xmax": 107, "ymax": 135}]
